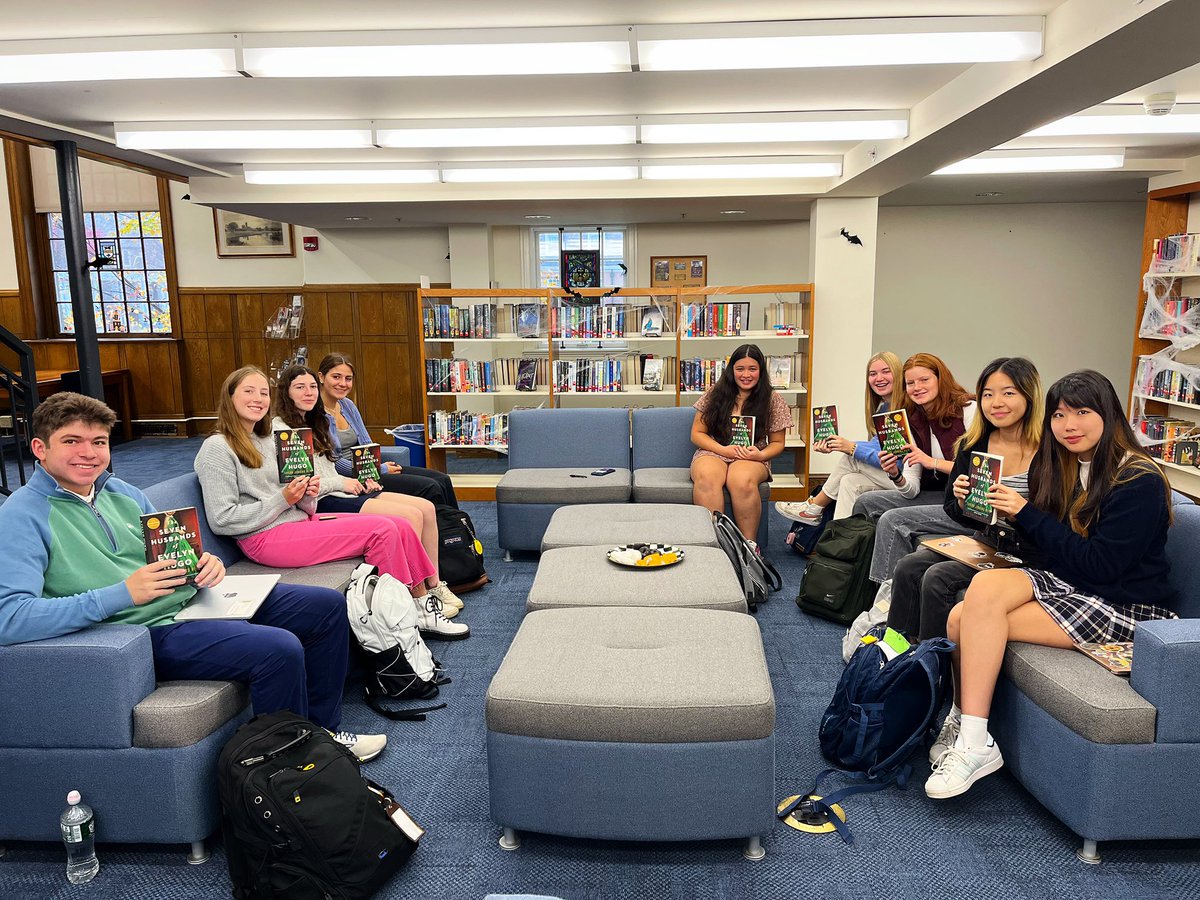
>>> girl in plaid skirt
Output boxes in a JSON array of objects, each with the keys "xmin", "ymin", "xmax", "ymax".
[{"xmin": 926, "ymin": 371, "xmax": 1177, "ymax": 800}]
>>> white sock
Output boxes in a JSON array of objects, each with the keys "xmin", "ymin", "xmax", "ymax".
[
  {"xmin": 957, "ymin": 714, "xmax": 990, "ymax": 750},
  {"xmin": 946, "ymin": 703, "xmax": 962, "ymax": 723}
]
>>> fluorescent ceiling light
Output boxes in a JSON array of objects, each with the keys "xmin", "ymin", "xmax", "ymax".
[
  {"xmin": 0, "ymin": 36, "xmax": 237, "ymax": 83},
  {"xmin": 636, "ymin": 16, "xmax": 1043, "ymax": 71},
  {"xmin": 934, "ymin": 148, "xmax": 1125, "ymax": 175},
  {"xmin": 641, "ymin": 157, "xmax": 841, "ymax": 180},
  {"xmin": 443, "ymin": 164, "xmax": 639, "ymax": 183},
  {"xmin": 244, "ymin": 166, "xmax": 440, "ymax": 185},
  {"xmin": 243, "ymin": 27, "xmax": 630, "ymax": 77},
  {"xmin": 1027, "ymin": 105, "xmax": 1200, "ymax": 137},
  {"xmin": 377, "ymin": 121, "xmax": 637, "ymax": 148},
  {"xmin": 115, "ymin": 121, "xmax": 374, "ymax": 150},
  {"xmin": 641, "ymin": 111, "xmax": 908, "ymax": 144}
]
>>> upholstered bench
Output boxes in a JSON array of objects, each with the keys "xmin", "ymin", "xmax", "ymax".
[
  {"xmin": 486, "ymin": 607, "xmax": 775, "ymax": 858},
  {"xmin": 540, "ymin": 502, "xmax": 719, "ymax": 552},
  {"xmin": 527, "ymin": 546, "xmax": 746, "ymax": 614}
]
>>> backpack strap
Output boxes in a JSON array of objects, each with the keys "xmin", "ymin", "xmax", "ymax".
[
  {"xmin": 778, "ymin": 765, "xmax": 912, "ymax": 846},
  {"xmin": 364, "ymin": 689, "xmax": 447, "ymax": 721}
]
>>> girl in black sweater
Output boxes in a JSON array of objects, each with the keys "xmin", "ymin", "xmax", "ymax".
[{"xmin": 926, "ymin": 371, "xmax": 1177, "ymax": 801}]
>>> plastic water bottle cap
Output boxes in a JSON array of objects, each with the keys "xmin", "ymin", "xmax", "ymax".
[{"xmin": 67, "ymin": 791, "xmax": 81, "ymax": 805}]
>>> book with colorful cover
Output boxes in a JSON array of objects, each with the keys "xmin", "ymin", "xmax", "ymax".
[
  {"xmin": 871, "ymin": 408, "xmax": 913, "ymax": 457},
  {"xmin": 729, "ymin": 415, "xmax": 756, "ymax": 448},
  {"xmin": 350, "ymin": 443, "xmax": 382, "ymax": 484},
  {"xmin": 811, "ymin": 405, "xmax": 839, "ymax": 443},
  {"xmin": 767, "ymin": 355, "xmax": 793, "ymax": 389},
  {"xmin": 962, "ymin": 451, "xmax": 1004, "ymax": 525},
  {"xmin": 274, "ymin": 427, "xmax": 315, "ymax": 483},
  {"xmin": 140, "ymin": 507, "xmax": 203, "ymax": 583},
  {"xmin": 516, "ymin": 358, "xmax": 538, "ymax": 392},
  {"xmin": 1075, "ymin": 641, "xmax": 1133, "ymax": 675}
]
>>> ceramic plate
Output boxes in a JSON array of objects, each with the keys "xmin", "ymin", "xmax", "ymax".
[{"xmin": 606, "ymin": 544, "xmax": 686, "ymax": 568}]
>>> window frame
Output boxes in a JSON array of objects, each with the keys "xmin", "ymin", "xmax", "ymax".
[{"xmin": 530, "ymin": 225, "xmax": 632, "ymax": 289}]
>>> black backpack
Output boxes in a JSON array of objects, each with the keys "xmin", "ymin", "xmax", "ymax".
[
  {"xmin": 784, "ymin": 502, "xmax": 834, "ymax": 557},
  {"xmin": 436, "ymin": 505, "xmax": 489, "ymax": 593},
  {"xmin": 713, "ymin": 511, "xmax": 782, "ymax": 611},
  {"xmin": 795, "ymin": 514, "xmax": 877, "ymax": 624},
  {"xmin": 218, "ymin": 711, "xmax": 421, "ymax": 900}
]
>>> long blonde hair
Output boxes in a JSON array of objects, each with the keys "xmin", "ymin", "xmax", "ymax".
[
  {"xmin": 215, "ymin": 366, "xmax": 272, "ymax": 468},
  {"xmin": 865, "ymin": 351, "xmax": 904, "ymax": 437}
]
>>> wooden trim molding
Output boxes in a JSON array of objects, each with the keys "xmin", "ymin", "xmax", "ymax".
[{"xmin": 3, "ymin": 139, "xmax": 43, "ymax": 337}]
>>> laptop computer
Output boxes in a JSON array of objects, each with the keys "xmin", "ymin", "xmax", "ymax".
[
  {"xmin": 174, "ymin": 574, "xmax": 281, "ymax": 621},
  {"xmin": 919, "ymin": 534, "xmax": 1024, "ymax": 572}
]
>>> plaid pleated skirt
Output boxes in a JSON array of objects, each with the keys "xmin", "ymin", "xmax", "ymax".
[{"xmin": 1023, "ymin": 568, "xmax": 1177, "ymax": 644}]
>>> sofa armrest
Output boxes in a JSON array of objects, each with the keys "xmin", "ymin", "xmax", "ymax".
[
  {"xmin": 0, "ymin": 625, "xmax": 155, "ymax": 749},
  {"xmin": 1130, "ymin": 618, "xmax": 1200, "ymax": 743},
  {"xmin": 381, "ymin": 445, "xmax": 411, "ymax": 467}
]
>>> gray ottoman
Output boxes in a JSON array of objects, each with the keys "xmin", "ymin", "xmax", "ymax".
[
  {"xmin": 540, "ymin": 502, "xmax": 718, "ymax": 552},
  {"xmin": 486, "ymin": 607, "xmax": 776, "ymax": 858},
  {"xmin": 527, "ymin": 546, "xmax": 746, "ymax": 614}
]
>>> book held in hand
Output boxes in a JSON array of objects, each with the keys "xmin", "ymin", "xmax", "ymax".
[
  {"xmin": 141, "ymin": 507, "xmax": 203, "ymax": 583},
  {"xmin": 274, "ymin": 428, "xmax": 315, "ymax": 483},
  {"xmin": 350, "ymin": 443, "xmax": 382, "ymax": 484},
  {"xmin": 963, "ymin": 451, "xmax": 1004, "ymax": 525},
  {"xmin": 871, "ymin": 409, "xmax": 913, "ymax": 458},
  {"xmin": 729, "ymin": 415, "xmax": 756, "ymax": 448},
  {"xmin": 811, "ymin": 405, "xmax": 839, "ymax": 443},
  {"xmin": 1075, "ymin": 641, "xmax": 1133, "ymax": 675},
  {"xmin": 515, "ymin": 358, "xmax": 538, "ymax": 392}
]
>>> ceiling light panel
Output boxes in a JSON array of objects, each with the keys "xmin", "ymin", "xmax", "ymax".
[
  {"xmin": 640, "ymin": 111, "xmax": 908, "ymax": 144},
  {"xmin": 377, "ymin": 119, "xmax": 637, "ymax": 148},
  {"xmin": 641, "ymin": 157, "xmax": 841, "ymax": 180},
  {"xmin": 244, "ymin": 166, "xmax": 440, "ymax": 184},
  {"xmin": 114, "ymin": 121, "xmax": 375, "ymax": 150},
  {"xmin": 242, "ymin": 27, "xmax": 631, "ymax": 77},
  {"xmin": 442, "ymin": 164, "xmax": 639, "ymax": 183},
  {"xmin": 636, "ymin": 16, "xmax": 1043, "ymax": 71},
  {"xmin": 1027, "ymin": 105, "xmax": 1200, "ymax": 137},
  {"xmin": 0, "ymin": 35, "xmax": 238, "ymax": 83},
  {"xmin": 934, "ymin": 148, "xmax": 1125, "ymax": 175}
]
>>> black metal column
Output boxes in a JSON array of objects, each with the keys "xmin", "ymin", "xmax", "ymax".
[{"xmin": 54, "ymin": 140, "xmax": 104, "ymax": 400}]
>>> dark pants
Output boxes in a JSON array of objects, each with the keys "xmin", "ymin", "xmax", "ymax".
[
  {"xmin": 887, "ymin": 547, "xmax": 974, "ymax": 642},
  {"xmin": 149, "ymin": 583, "xmax": 349, "ymax": 730},
  {"xmin": 380, "ymin": 464, "xmax": 458, "ymax": 508}
]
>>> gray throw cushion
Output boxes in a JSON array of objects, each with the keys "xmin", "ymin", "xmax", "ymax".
[
  {"xmin": 632, "ymin": 467, "xmax": 769, "ymax": 504},
  {"xmin": 1003, "ymin": 642, "xmax": 1156, "ymax": 744},
  {"xmin": 496, "ymin": 468, "xmax": 632, "ymax": 504},
  {"xmin": 540, "ymin": 502, "xmax": 718, "ymax": 551},
  {"xmin": 133, "ymin": 680, "xmax": 250, "ymax": 749},
  {"xmin": 487, "ymin": 607, "xmax": 774, "ymax": 743},
  {"xmin": 528, "ymin": 546, "xmax": 745, "ymax": 614}
]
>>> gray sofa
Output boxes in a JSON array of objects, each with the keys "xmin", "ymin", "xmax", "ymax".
[{"xmin": 990, "ymin": 491, "xmax": 1200, "ymax": 862}]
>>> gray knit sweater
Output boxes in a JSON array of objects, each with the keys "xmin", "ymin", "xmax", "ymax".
[{"xmin": 194, "ymin": 432, "xmax": 319, "ymax": 539}]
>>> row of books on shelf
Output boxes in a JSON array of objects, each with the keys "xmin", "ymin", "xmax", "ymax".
[
  {"xmin": 1142, "ymin": 297, "xmax": 1199, "ymax": 338},
  {"xmin": 425, "ymin": 357, "xmax": 548, "ymax": 393},
  {"xmin": 423, "ymin": 303, "xmax": 511, "ymax": 339},
  {"xmin": 1134, "ymin": 416, "xmax": 1200, "ymax": 468},
  {"xmin": 678, "ymin": 354, "xmax": 798, "ymax": 392},
  {"xmin": 1150, "ymin": 233, "xmax": 1200, "ymax": 274},
  {"xmin": 553, "ymin": 358, "xmax": 626, "ymax": 393},
  {"xmin": 681, "ymin": 302, "xmax": 749, "ymax": 337},
  {"xmin": 1133, "ymin": 356, "xmax": 1200, "ymax": 405},
  {"xmin": 428, "ymin": 410, "xmax": 509, "ymax": 446},
  {"xmin": 550, "ymin": 304, "xmax": 670, "ymax": 339}
]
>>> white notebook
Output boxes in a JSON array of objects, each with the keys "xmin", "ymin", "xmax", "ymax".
[{"xmin": 175, "ymin": 574, "xmax": 281, "ymax": 621}]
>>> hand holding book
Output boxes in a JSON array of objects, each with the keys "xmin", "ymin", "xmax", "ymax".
[{"xmin": 985, "ymin": 482, "xmax": 1027, "ymax": 518}]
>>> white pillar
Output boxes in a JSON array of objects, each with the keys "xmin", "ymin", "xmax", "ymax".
[
  {"xmin": 448, "ymin": 225, "xmax": 491, "ymax": 289},
  {"xmin": 807, "ymin": 198, "xmax": 879, "ymax": 475}
]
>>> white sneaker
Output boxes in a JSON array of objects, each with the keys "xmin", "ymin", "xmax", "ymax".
[
  {"xmin": 929, "ymin": 714, "xmax": 961, "ymax": 765},
  {"xmin": 416, "ymin": 593, "xmax": 470, "ymax": 640},
  {"xmin": 775, "ymin": 501, "xmax": 824, "ymax": 525},
  {"xmin": 431, "ymin": 581, "xmax": 464, "ymax": 612},
  {"xmin": 330, "ymin": 730, "xmax": 387, "ymax": 763},
  {"xmin": 924, "ymin": 740, "xmax": 1004, "ymax": 799}
]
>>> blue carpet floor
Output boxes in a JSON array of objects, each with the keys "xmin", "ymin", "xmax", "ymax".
[{"xmin": 1, "ymin": 439, "xmax": 1198, "ymax": 899}]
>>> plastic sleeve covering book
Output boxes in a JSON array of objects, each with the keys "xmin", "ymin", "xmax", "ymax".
[
  {"xmin": 274, "ymin": 428, "xmax": 315, "ymax": 483},
  {"xmin": 811, "ymin": 405, "xmax": 839, "ymax": 443},
  {"xmin": 516, "ymin": 358, "xmax": 538, "ymax": 391},
  {"xmin": 642, "ymin": 358, "xmax": 664, "ymax": 391},
  {"xmin": 962, "ymin": 452, "xmax": 1004, "ymax": 525},
  {"xmin": 350, "ymin": 443, "xmax": 382, "ymax": 484},
  {"xmin": 729, "ymin": 415, "xmax": 755, "ymax": 448},
  {"xmin": 1075, "ymin": 642, "xmax": 1133, "ymax": 674},
  {"xmin": 141, "ymin": 507, "xmax": 203, "ymax": 582},
  {"xmin": 768, "ymin": 355, "xmax": 792, "ymax": 389},
  {"xmin": 871, "ymin": 409, "xmax": 913, "ymax": 457}
]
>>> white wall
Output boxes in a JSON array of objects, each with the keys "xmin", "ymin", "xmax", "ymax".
[
  {"xmin": 301, "ymin": 226, "xmax": 449, "ymax": 286},
  {"xmin": 633, "ymin": 221, "xmax": 809, "ymax": 287},
  {"xmin": 873, "ymin": 202, "xmax": 1144, "ymax": 393},
  {"xmin": 0, "ymin": 150, "xmax": 18, "ymax": 291}
]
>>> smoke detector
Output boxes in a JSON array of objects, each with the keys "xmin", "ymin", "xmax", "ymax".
[{"xmin": 1144, "ymin": 92, "xmax": 1177, "ymax": 117}]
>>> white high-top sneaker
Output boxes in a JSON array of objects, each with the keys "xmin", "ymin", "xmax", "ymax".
[
  {"xmin": 431, "ymin": 581, "xmax": 464, "ymax": 612},
  {"xmin": 415, "ymin": 592, "xmax": 470, "ymax": 640}
]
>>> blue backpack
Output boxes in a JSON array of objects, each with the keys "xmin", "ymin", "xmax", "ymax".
[
  {"xmin": 784, "ymin": 502, "xmax": 834, "ymax": 556},
  {"xmin": 778, "ymin": 626, "xmax": 954, "ymax": 843}
]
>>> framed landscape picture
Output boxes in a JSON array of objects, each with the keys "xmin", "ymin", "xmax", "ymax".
[{"xmin": 213, "ymin": 210, "xmax": 295, "ymax": 258}]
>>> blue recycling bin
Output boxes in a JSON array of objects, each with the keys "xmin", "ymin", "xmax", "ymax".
[{"xmin": 392, "ymin": 424, "xmax": 427, "ymax": 469}]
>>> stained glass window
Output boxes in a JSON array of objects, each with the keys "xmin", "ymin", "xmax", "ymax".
[
  {"xmin": 534, "ymin": 227, "xmax": 627, "ymax": 289},
  {"xmin": 47, "ymin": 211, "xmax": 172, "ymax": 335}
]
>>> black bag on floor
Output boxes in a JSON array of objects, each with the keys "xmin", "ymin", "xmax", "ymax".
[
  {"xmin": 796, "ymin": 514, "xmax": 877, "ymax": 625},
  {"xmin": 218, "ymin": 711, "xmax": 423, "ymax": 900},
  {"xmin": 713, "ymin": 510, "xmax": 782, "ymax": 611},
  {"xmin": 436, "ymin": 505, "xmax": 489, "ymax": 593},
  {"xmin": 784, "ymin": 502, "xmax": 834, "ymax": 557}
]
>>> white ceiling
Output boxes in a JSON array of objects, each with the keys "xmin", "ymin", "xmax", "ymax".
[{"xmin": 2, "ymin": 0, "xmax": 1200, "ymax": 228}]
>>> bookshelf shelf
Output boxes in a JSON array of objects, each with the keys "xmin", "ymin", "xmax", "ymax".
[
  {"xmin": 424, "ymin": 335, "xmax": 542, "ymax": 343},
  {"xmin": 430, "ymin": 442, "xmax": 509, "ymax": 451},
  {"xmin": 428, "ymin": 389, "xmax": 550, "ymax": 397},
  {"xmin": 1133, "ymin": 391, "xmax": 1200, "ymax": 412},
  {"xmin": 680, "ymin": 331, "xmax": 808, "ymax": 342}
]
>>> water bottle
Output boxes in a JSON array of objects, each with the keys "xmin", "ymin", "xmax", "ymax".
[{"xmin": 60, "ymin": 791, "xmax": 99, "ymax": 884}]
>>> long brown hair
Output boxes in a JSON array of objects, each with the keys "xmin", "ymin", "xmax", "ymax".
[
  {"xmin": 901, "ymin": 352, "xmax": 973, "ymax": 428},
  {"xmin": 1029, "ymin": 370, "xmax": 1171, "ymax": 536},
  {"xmin": 274, "ymin": 365, "xmax": 337, "ymax": 461},
  {"xmin": 864, "ymin": 351, "xmax": 904, "ymax": 437},
  {"xmin": 215, "ymin": 366, "xmax": 272, "ymax": 468}
]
